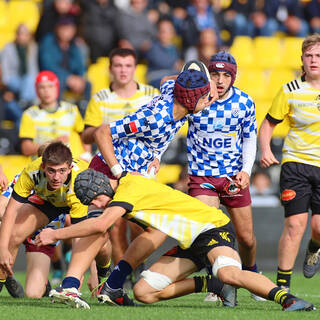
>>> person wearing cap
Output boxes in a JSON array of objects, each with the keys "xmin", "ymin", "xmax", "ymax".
[
  {"xmin": 33, "ymin": 68, "xmax": 216, "ymax": 308},
  {"xmin": 186, "ymin": 52, "xmax": 261, "ymax": 301},
  {"xmin": 36, "ymin": 168, "xmax": 314, "ymax": 312},
  {"xmin": 0, "ymin": 142, "xmax": 89, "ymax": 303},
  {"xmin": 19, "ymin": 70, "xmax": 91, "ymax": 162}
]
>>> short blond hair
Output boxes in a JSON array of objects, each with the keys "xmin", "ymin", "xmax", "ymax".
[{"xmin": 302, "ymin": 33, "xmax": 320, "ymax": 54}]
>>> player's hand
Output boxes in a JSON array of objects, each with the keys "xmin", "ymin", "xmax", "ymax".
[
  {"xmin": 147, "ymin": 158, "xmax": 160, "ymax": 177},
  {"xmin": 0, "ymin": 248, "xmax": 13, "ymax": 276},
  {"xmin": 0, "ymin": 172, "xmax": 8, "ymax": 191},
  {"xmin": 260, "ymin": 149, "xmax": 279, "ymax": 168},
  {"xmin": 207, "ymin": 80, "xmax": 219, "ymax": 106},
  {"xmin": 234, "ymin": 171, "xmax": 250, "ymax": 189},
  {"xmin": 35, "ymin": 229, "xmax": 57, "ymax": 246}
]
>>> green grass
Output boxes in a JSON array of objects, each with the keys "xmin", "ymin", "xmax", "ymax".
[{"xmin": 0, "ymin": 272, "xmax": 319, "ymax": 320}]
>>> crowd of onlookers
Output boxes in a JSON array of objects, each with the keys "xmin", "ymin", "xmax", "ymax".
[{"xmin": 1, "ymin": 0, "xmax": 318, "ymax": 204}]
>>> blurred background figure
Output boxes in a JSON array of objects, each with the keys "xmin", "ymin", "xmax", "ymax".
[
  {"xmin": 250, "ymin": 169, "xmax": 280, "ymax": 207},
  {"xmin": 79, "ymin": 0, "xmax": 119, "ymax": 63},
  {"xmin": 39, "ymin": 15, "xmax": 91, "ymax": 116},
  {"xmin": 1, "ymin": 24, "xmax": 38, "ymax": 111},
  {"xmin": 184, "ymin": 27, "xmax": 220, "ymax": 66},
  {"xmin": 303, "ymin": 0, "xmax": 320, "ymax": 34},
  {"xmin": 142, "ymin": 18, "xmax": 183, "ymax": 89},
  {"xmin": 116, "ymin": 0, "xmax": 157, "ymax": 61}
]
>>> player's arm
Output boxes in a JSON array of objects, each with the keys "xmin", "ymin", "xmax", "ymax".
[
  {"xmin": 0, "ymin": 165, "xmax": 8, "ymax": 191},
  {"xmin": 36, "ymin": 205, "xmax": 126, "ymax": 245},
  {"xmin": 258, "ymin": 118, "xmax": 279, "ymax": 168},
  {"xmin": 81, "ymin": 125, "xmax": 97, "ymax": 144},
  {"xmin": 93, "ymin": 123, "xmax": 122, "ymax": 177},
  {"xmin": 20, "ymin": 139, "xmax": 40, "ymax": 156}
]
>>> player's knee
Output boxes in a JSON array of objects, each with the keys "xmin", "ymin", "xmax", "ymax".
[
  {"xmin": 212, "ymin": 256, "xmax": 242, "ymax": 285},
  {"xmin": 25, "ymin": 286, "xmax": 43, "ymax": 298},
  {"xmin": 133, "ymin": 281, "xmax": 156, "ymax": 304},
  {"xmin": 237, "ymin": 233, "xmax": 255, "ymax": 249}
]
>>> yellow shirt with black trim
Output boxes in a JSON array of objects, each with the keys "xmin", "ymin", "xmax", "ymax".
[
  {"xmin": 108, "ymin": 173, "xmax": 230, "ymax": 249},
  {"xmin": 12, "ymin": 157, "xmax": 88, "ymax": 219},
  {"xmin": 84, "ymin": 83, "xmax": 160, "ymax": 127},
  {"xmin": 19, "ymin": 101, "xmax": 85, "ymax": 159},
  {"xmin": 267, "ymin": 76, "xmax": 320, "ymax": 167}
]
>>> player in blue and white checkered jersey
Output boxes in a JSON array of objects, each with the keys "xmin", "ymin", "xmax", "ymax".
[
  {"xmin": 187, "ymin": 52, "xmax": 263, "ymax": 302},
  {"xmin": 0, "ymin": 173, "xmax": 65, "ymax": 298},
  {"xmin": 91, "ymin": 68, "xmax": 215, "ymax": 179}
]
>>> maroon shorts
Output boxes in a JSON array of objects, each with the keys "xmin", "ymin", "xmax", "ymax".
[
  {"xmin": 24, "ymin": 239, "xmax": 55, "ymax": 259},
  {"xmin": 89, "ymin": 155, "xmax": 116, "ymax": 179},
  {"xmin": 188, "ymin": 175, "xmax": 251, "ymax": 208}
]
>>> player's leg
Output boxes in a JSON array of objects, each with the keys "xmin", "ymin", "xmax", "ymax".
[
  {"xmin": 97, "ymin": 228, "xmax": 167, "ymax": 306},
  {"xmin": 25, "ymin": 251, "xmax": 51, "ymax": 298},
  {"xmin": 133, "ymin": 256, "xmax": 197, "ymax": 304},
  {"xmin": 208, "ymin": 246, "xmax": 314, "ymax": 311}
]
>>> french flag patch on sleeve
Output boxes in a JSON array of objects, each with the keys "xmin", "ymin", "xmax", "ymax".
[{"xmin": 124, "ymin": 121, "xmax": 138, "ymax": 134}]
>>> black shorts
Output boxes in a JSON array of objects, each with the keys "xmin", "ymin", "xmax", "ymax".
[
  {"xmin": 27, "ymin": 194, "xmax": 69, "ymax": 222},
  {"xmin": 280, "ymin": 162, "xmax": 320, "ymax": 217},
  {"xmin": 164, "ymin": 222, "xmax": 236, "ymax": 270}
]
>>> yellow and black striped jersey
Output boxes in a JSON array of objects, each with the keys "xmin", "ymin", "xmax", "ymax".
[
  {"xmin": 84, "ymin": 83, "xmax": 160, "ymax": 127},
  {"xmin": 19, "ymin": 101, "xmax": 85, "ymax": 159},
  {"xmin": 267, "ymin": 76, "xmax": 320, "ymax": 167},
  {"xmin": 12, "ymin": 157, "xmax": 88, "ymax": 219},
  {"xmin": 109, "ymin": 173, "xmax": 230, "ymax": 249}
]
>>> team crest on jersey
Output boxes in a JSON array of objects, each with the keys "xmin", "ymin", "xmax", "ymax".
[{"xmin": 232, "ymin": 106, "xmax": 240, "ymax": 117}]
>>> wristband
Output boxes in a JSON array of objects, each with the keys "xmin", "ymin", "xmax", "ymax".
[{"xmin": 111, "ymin": 164, "xmax": 123, "ymax": 177}]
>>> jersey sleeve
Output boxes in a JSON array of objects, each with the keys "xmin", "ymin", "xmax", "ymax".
[
  {"xmin": 84, "ymin": 95, "xmax": 103, "ymax": 127},
  {"xmin": 267, "ymin": 86, "xmax": 289, "ymax": 123},
  {"xmin": 109, "ymin": 107, "xmax": 155, "ymax": 139},
  {"xmin": 19, "ymin": 112, "xmax": 36, "ymax": 139},
  {"xmin": 12, "ymin": 167, "xmax": 35, "ymax": 200},
  {"xmin": 243, "ymin": 98, "xmax": 257, "ymax": 139}
]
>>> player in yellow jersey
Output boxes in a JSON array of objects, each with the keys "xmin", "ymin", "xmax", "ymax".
[
  {"xmin": 19, "ymin": 70, "xmax": 91, "ymax": 161},
  {"xmin": 259, "ymin": 33, "xmax": 320, "ymax": 290},
  {"xmin": 83, "ymin": 48, "xmax": 159, "ymax": 284},
  {"xmin": 0, "ymin": 142, "xmax": 88, "ymax": 304},
  {"xmin": 36, "ymin": 169, "xmax": 314, "ymax": 311}
]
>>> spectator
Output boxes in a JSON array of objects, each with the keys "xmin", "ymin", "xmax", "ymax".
[
  {"xmin": 250, "ymin": 169, "xmax": 280, "ymax": 207},
  {"xmin": 1, "ymin": 24, "xmax": 38, "ymax": 109},
  {"xmin": 116, "ymin": 0, "xmax": 157, "ymax": 60},
  {"xmin": 303, "ymin": 0, "xmax": 320, "ymax": 34},
  {"xmin": 184, "ymin": 28, "xmax": 220, "ymax": 67},
  {"xmin": 39, "ymin": 15, "xmax": 91, "ymax": 116},
  {"xmin": 35, "ymin": 0, "xmax": 80, "ymax": 43},
  {"xmin": 142, "ymin": 18, "xmax": 183, "ymax": 89},
  {"xmin": 79, "ymin": 0, "xmax": 119, "ymax": 63}
]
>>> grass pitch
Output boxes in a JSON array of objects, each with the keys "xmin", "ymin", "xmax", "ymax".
[{"xmin": 0, "ymin": 272, "xmax": 319, "ymax": 320}]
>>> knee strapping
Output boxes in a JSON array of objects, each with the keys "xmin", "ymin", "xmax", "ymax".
[
  {"xmin": 141, "ymin": 270, "xmax": 172, "ymax": 290},
  {"xmin": 212, "ymin": 256, "xmax": 242, "ymax": 277}
]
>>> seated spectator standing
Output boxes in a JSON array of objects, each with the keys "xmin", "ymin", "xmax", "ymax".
[{"xmin": 39, "ymin": 15, "xmax": 91, "ymax": 116}]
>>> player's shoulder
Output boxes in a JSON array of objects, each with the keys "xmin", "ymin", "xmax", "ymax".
[
  {"xmin": 22, "ymin": 104, "xmax": 41, "ymax": 117},
  {"xmin": 71, "ymin": 158, "xmax": 89, "ymax": 173},
  {"xmin": 282, "ymin": 77, "xmax": 304, "ymax": 93},
  {"xmin": 232, "ymin": 87, "xmax": 254, "ymax": 104},
  {"xmin": 92, "ymin": 88, "xmax": 111, "ymax": 102},
  {"xmin": 138, "ymin": 83, "xmax": 160, "ymax": 96},
  {"xmin": 59, "ymin": 100, "xmax": 78, "ymax": 111}
]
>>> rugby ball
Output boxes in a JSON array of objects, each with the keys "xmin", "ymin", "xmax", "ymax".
[{"xmin": 181, "ymin": 60, "xmax": 210, "ymax": 81}]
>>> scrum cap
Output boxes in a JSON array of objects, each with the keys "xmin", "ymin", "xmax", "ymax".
[
  {"xmin": 35, "ymin": 70, "xmax": 60, "ymax": 97},
  {"xmin": 208, "ymin": 51, "xmax": 237, "ymax": 88},
  {"xmin": 74, "ymin": 169, "xmax": 115, "ymax": 205},
  {"xmin": 174, "ymin": 69, "xmax": 210, "ymax": 112}
]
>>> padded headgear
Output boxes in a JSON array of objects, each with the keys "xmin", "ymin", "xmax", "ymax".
[
  {"xmin": 74, "ymin": 169, "xmax": 115, "ymax": 205},
  {"xmin": 208, "ymin": 51, "xmax": 237, "ymax": 88},
  {"xmin": 174, "ymin": 69, "xmax": 210, "ymax": 112},
  {"xmin": 35, "ymin": 70, "xmax": 60, "ymax": 98}
]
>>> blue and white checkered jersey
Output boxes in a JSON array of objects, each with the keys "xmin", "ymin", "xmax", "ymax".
[
  {"xmin": 98, "ymin": 80, "xmax": 186, "ymax": 174},
  {"xmin": 2, "ymin": 173, "xmax": 66, "ymax": 246},
  {"xmin": 187, "ymin": 87, "xmax": 257, "ymax": 177}
]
